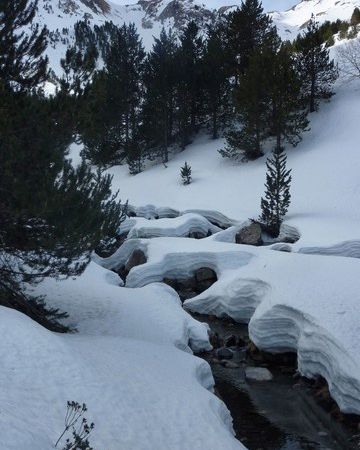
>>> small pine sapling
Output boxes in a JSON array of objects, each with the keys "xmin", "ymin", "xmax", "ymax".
[
  {"xmin": 181, "ymin": 162, "xmax": 192, "ymax": 185},
  {"xmin": 259, "ymin": 147, "xmax": 292, "ymax": 237}
]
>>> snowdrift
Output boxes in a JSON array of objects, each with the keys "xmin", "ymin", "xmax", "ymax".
[
  {"xmin": 1, "ymin": 262, "xmax": 244, "ymax": 450},
  {"xmin": 98, "ymin": 236, "xmax": 360, "ymax": 415}
]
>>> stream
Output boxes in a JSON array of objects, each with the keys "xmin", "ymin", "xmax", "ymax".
[{"xmin": 193, "ymin": 314, "xmax": 359, "ymax": 450}]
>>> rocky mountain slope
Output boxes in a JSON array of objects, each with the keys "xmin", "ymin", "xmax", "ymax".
[{"xmin": 36, "ymin": 0, "xmax": 360, "ymax": 74}]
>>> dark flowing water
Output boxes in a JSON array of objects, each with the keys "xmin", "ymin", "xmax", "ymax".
[{"xmin": 194, "ymin": 314, "xmax": 359, "ymax": 450}]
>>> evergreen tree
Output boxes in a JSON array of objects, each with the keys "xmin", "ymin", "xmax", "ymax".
[
  {"xmin": 268, "ymin": 43, "xmax": 309, "ymax": 151},
  {"xmin": 220, "ymin": 31, "xmax": 280, "ymax": 161},
  {"xmin": 106, "ymin": 24, "xmax": 145, "ymax": 167},
  {"xmin": 295, "ymin": 16, "xmax": 338, "ymax": 112},
  {"xmin": 202, "ymin": 20, "xmax": 231, "ymax": 139},
  {"xmin": 226, "ymin": 0, "xmax": 273, "ymax": 79},
  {"xmin": 81, "ymin": 24, "xmax": 145, "ymax": 169},
  {"xmin": 142, "ymin": 28, "xmax": 178, "ymax": 163},
  {"xmin": 259, "ymin": 147, "xmax": 292, "ymax": 237},
  {"xmin": 80, "ymin": 70, "xmax": 124, "ymax": 167},
  {"xmin": 176, "ymin": 21, "xmax": 204, "ymax": 149},
  {"xmin": 180, "ymin": 162, "xmax": 192, "ymax": 185},
  {"xmin": 60, "ymin": 42, "xmax": 98, "ymax": 96},
  {"xmin": 0, "ymin": 0, "xmax": 48, "ymax": 91},
  {"xmin": 0, "ymin": 0, "xmax": 127, "ymax": 330}
]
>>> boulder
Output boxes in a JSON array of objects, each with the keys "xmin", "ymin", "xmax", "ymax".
[
  {"xmin": 222, "ymin": 361, "xmax": 240, "ymax": 369},
  {"xmin": 217, "ymin": 347, "xmax": 233, "ymax": 360},
  {"xmin": 125, "ymin": 249, "xmax": 147, "ymax": 273},
  {"xmin": 245, "ymin": 367, "xmax": 273, "ymax": 382},
  {"xmin": 236, "ymin": 222, "xmax": 263, "ymax": 246},
  {"xmin": 195, "ymin": 267, "xmax": 217, "ymax": 282},
  {"xmin": 189, "ymin": 231, "xmax": 207, "ymax": 239},
  {"xmin": 194, "ymin": 267, "xmax": 217, "ymax": 292},
  {"xmin": 163, "ymin": 278, "xmax": 178, "ymax": 290},
  {"xmin": 224, "ymin": 334, "xmax": 237, "ymax": 348}
]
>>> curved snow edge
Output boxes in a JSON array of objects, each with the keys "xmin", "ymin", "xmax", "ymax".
[{"xmin": 249, "ymin": 304, "xmax": 360, "ymax": 415}]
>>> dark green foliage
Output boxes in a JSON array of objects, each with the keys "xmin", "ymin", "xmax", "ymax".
[
  {"xmin": 80, "ymin": 71, "xmax": 123, "ymax": 166},
  {"xmin": 259, "ymin": 147, "xmax": 292, "ymax": 237},
  {"xmin": 220, "ymin": 32, "xmax": 280, "ymax": 161},
  {"xmin": 142, "ymin": 28, "xmax": 178, "ymax": 163},
  {"xmin": 268, "ymin": 43, "xmax": 309, "ymax": 151},
  {"xmin": 315, "ymin": 19, "xmax": 349, "ymax": 46},
  {"xmin": 0, "ymin": 0, "xmax": 127, "ymax": 331},
  {"xmin": 180, "ymin": 162, "xmax": 192, "ymax": 185},
  {"xmin": 60, "ymin": 43, "xmax": 98, "ymax": 96},
  {"xmin": 295, "ymin": 16, "xmax": 338, "ymax": 113},
  {"xmin": 226, "ymin": 0, "xmax": 273, "ymax": 78},
  {"xmin": 55, "ymin": 402, "xmax": 94, "ymax": 450},
  {"xmin": 202, "ymin": 20, "xmax": 232, "ymax": 139},
  {"xmin": 0, "ymin": 0, "xmax": 48, "ymax": 91},
  {"xmin": 80, "ymin": 24, "xmax": 145, "ymax": 170},
  {"xmin": 222, "ymin": 29, "xmax": 308, "ymax": 161},
  {"xmin": 176, "ymin": 21, "xmax": 204, "ymax": 149}
]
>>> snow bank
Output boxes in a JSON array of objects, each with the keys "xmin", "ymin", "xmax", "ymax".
[
  {"xmin": 0, "ymin": 308, "xmax": 242, "ymax": 450},
  {"xmin": 299, "ymin": 240, "xmax": 360, "ymax": 259},
  {"xmin": 0, "ymin": 262, "xmax": 246, "ymax": 450},
  {"xmin": 126, "ymin": 213, "xmax": 221, "ymax": 239},
  {"xmin": 127, "ymin": 204, "xmax": 180, "ymax": 219},
  {"xmin": 126, "ymin": 205, "xmax": 237, "ymax": 228},
  {"xmin": 99, "ymin": 236, "xmax": 360, "ymax": 414}
]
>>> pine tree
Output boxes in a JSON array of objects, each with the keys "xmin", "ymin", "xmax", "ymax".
[
  {"xmin": 226, "ymin": 0, "xmax": 273, "ymax": 79},
  {"xmin": 220, "ymin": 32, "xmax": 280, "ymax": 161},
  {"xmin": 259, "ymin": 147, "xmax": 292, "ymax": 237},
  {"xmin": 0, "ymin": 0, "xmax": 48, "ymax": 91},
  {"xmin": 176, "ymin": 21, "xmax": 204, "ymax": 149},
  {"xmin": 268, "ymin": 43, "xmax": 309, "ymax": 151},
  {"xmin": 107, "ymin": 24, "xmax": 145, "ymax": 167},
  {"xmin": 0, "ymin": 0, "xmax": 127, "ymax": 331},
  {"xmin": 180, "ymin": 162, "xmax": 192, "ymax": 185},
  {"xmin": 295, "ymin": 16, "xmax": 338, "ymax": 113},
  {"xmin": 142, "ymin": 28, "xmax": 178, "ymax": 163},
  {"xmin": 60, "ymin": 42, "xmax": 98, "ymax": 96},
  {"xmin": 80, "ymin": 70, "xmax": 123, "ymax": 167},
  {"xmin": 202, "ymin": 20, "xmax": 231, "ymax": 139},
  {"xmin": 81, "ymin": 24, "xmax": 146, "ymax": 168}
]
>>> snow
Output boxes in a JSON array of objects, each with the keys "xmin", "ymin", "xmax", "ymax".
[
  {"xmin": 34, "ymin": 0, "xmax": 355, "ymax": 77},
  {"xmin": 124, "ymin": 213, "xmax": 222, "ymax": 239},
  {"xmin": 6, "ymin": 2, "xmax": 360, "ymax": 446},
  {"xmin": 109, "ymin": 79, "xmax": 360, "ymax": 249},
  {"xmin": 90, "ymin": 70, "xmax": 360, "ymax": 417},
  {"xmin": 0, "ymin": 262, "xmax": 245, "ymax": 450},
  {"xmin": 272, "ymin": 0, "xmax": 360, "ymax": 39},
  {"xmin": 97, "ymin": 234, "xmax": 360, "ymax": 414}
]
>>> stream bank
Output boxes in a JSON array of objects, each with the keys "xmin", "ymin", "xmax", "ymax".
[{"xmin": 193, "ymin": 314, "xmax": 360, "ymax": 450}]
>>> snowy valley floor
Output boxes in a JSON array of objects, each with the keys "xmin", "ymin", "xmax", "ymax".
[{"xmin": 2, "ymin": 80, "xmax": 360, "ymax": 449}]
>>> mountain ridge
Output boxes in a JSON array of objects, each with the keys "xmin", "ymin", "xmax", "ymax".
[{"xmin": 36, "ymin": 0, "xmax": 360, "ymax": 75}]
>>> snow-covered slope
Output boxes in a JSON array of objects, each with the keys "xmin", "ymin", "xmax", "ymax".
[
  {"xmin": 273, "ymin": 0, "xmax": 360, "ymax": 39},
  {"xmin": 38, "ymin": 0, "xmax": 360, "ymax": 74},
  {"xmin": 107, "ymin": 77, "xmax": 360, "ymax": 248}
]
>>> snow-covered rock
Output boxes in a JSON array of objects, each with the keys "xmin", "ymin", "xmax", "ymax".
[{"xmin": 126, "ymin": 213, "xmax": 221, "ymax": 239}]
